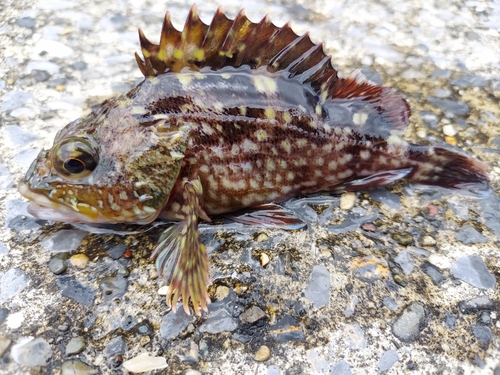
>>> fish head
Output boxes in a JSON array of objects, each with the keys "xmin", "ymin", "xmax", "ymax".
[{"xmin": 19, "ymin": 95, "xmax": 188, "ymax": 224}]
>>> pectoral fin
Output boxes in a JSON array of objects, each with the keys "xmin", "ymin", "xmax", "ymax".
[{"xmin": 151, "ymin": 178, "xmax": 210, "ymax": 315}]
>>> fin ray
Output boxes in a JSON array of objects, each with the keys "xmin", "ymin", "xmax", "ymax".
[
  {"xmin": 137, "ymin": 6, "xmax": 411, "ymax": 134},
  {"xmin": 151, "ymin": 178, "xmax": 210, "ymax": 315},
  {"xmin": 224, "ymin": 203, "xmax": 307, "ymax": 230}
]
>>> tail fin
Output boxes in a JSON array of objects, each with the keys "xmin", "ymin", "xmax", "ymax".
[{"xmin": 407, "ymin": 145, "xmax": 489, "ymax": 196}]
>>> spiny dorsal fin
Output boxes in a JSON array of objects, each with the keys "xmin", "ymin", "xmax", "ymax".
[
  {"xmin": 135, "ymin": 5, "xmax": 410, "ymax": 132},
  {"xmin": 135, "ymin": 5, "xmax": 326, "ymax": 78}
]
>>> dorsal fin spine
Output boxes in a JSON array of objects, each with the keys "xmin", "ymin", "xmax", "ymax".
[{"xmin": 135, "ymin": 7, "xmax": 411, "ymax": 132}]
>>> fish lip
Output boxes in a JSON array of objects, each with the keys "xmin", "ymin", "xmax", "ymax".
[
  {"xmin": 18, "ymin": 180, "xmax": 106, "ymax": 223},
  {"xmin": 18, "ymin": 181, "xmax": 161, "ymax": 224}
]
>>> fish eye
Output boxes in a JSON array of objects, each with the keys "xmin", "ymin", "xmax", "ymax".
[{"xmin": 53, "ymin": 138, "xmax": 98, "ymax": 179}]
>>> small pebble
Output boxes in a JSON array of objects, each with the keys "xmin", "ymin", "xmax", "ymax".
[
  {"xmin": 107, "ymin": 244, "xmax": 126, "ymax": 260},
  {"xmin": 70, "ymin": 254, "xmax": 89, "ymax": 269},
  {"xmin": 58, "ymin": 323, "xmax": 70, "ymax": 332},
  {"xmin": 442, "ymin": 124, "xmax": 457, "ymax": 136},
  {"xmin": 234, "ymin": 284, "xmax": 248, "ymax": 294},
  {"xmin": 260, "ymin": 253, "xmax": 270, "ymax": 267},
  {"xmin": 378, "ymin": 350, "xmax": 399, "ymax": 373},
  {"xmin": 416, "ymin": 129, "xmax": 427, "ymax": 138},
  {"xmin": 428, "ymin": 254, "xmax": 451, "ymax": 269},
  {"xmin": 99, "ymin": 275, "xmax": 128, "ymax": 301},
  {"xmin": 66, "ymin": 336, "xmax": 85, "ymax": 355},
  {"xmin": 420, "ymin": 262, "xmax": 443, "ymax": 284},
  {"xmin": 61, "ymin": 359, "xmax": 98, "ymax": 375},
  {"xmin": 139, "ymin": 335, "xmax": 151, "ymax": 346},
  {"xmin": 183, "ymin": 370, "xmax": 201, "ymax": 375},
  {"xmin": 383, "ymin": 296, "xmax": 398, "ymax": 311},
  {"xmin": 361, "ymin": 223, "xmax": 376, "ymax": 232},
  {"xmin": 254, "ymin": 345, "xmax": 271, "ymax": 362},
  {"xmin": 215, "ymin": 286, "xmax": 230, "ymax": 300},
  {"xmin": 160, "ymin": 309, "xmax": 192, "ymax": 340},
  {"xmin": 239, "ymin": 306, "xmax": 266, "ymax": 324},
  {"xmin": 422, "ymin": 235, "xmax": 436, "ymax": 246},
  {"xmin": 57, "ymin": 275, "xmax": 96, "ymax": 306},
  {"xmin": 445, "ymin": 311, "xmax": 457, "ymax": 329},
  {"xmin": 392, "ymin": 302, "xmax": 426, "ymax": 342},
  {"xmin": 48, "ymin": 253, "xmax": 68, "ymax": 274},
  {"xmin": 199, "ymin": 309, "xmax": 238, "ymax": 334},
  {"xmin": 71, "ymin": 61, "xmax": 88, "ymax": 71},
  {"xmin": 117, "ymin": 266, "xmax": 130, "ymax": 277},
  {"xmin": 158, "ymin": 286, "xmax": 169, "ymax": 296},
  {"xmin": 0, "ymin": 336, "xmax": 11, "ymax": 357},
  {"xmin": 427, "ymin": 204, "xmax": 439, "ymax": 216},
  {"xmin": 454, "ymin": 226, "xmax": 487, "ymax": 244},
  {"xmin": 122, "ymin": 353, "xmax": 168, "ymax": 372},
  {"xmin": 0, "ymin": 308, "xmax": 9, "ymax": 325},
  {"xmin": 11, "ymin": 337, "xmax": 52, "ymax": 367},
  {"xmin": 304, "ymin": 265, "xmax": 331, "ymax": 308},
  {"xmin": 473, "ymin": 325, "xmax": 492, "ymax": 346},
  {"xmin": 15, "ymin": 17, "xmax": 36, "ymax": 28},
  {"xmin": 392, "ymin": 232, "xmax": 414, "ymax": 246},
  {"xmin": 458, "ymin": 296, "xmax": 496, "ymax": 314},
  {"xmin": 451, "ymin": 255, "xmax": 495, "ymax": 289},
  {"xmin": 444, "ymin": 136, "xmax": 457, "ymax": 146},
  {"xmin": 105, "ymin": 336, "xmax": 127, "ymax": 359},
  {"xmin": 256, "ymin": 233, "xmax": 268, "ymax": 242},
  {"xmin": 340, "ymin": 192, "xmax": 356, "ymax": 210}
]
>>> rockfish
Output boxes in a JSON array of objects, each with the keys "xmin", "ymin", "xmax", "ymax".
[{"xmin": 19, "ymin": 5, "xmax": 489, "ymax": 315}]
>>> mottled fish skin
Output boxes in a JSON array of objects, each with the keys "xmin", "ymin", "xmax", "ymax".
[{"xmin": 19, "ymin": 6, "xmax": 489, "ymax": 315}]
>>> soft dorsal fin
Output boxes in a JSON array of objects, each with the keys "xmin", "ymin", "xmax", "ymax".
[{"xmin": 136, "ymin": 5, "xmax": 410, "ymax": 133}]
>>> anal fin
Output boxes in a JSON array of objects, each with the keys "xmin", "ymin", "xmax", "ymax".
[
  {"xmin": 224, "ymin": 203, "xmax": 306, "ymax": 230},
  {"xmin": 334, "ymin": 168, "xmax": 413, "ymax": 192}
]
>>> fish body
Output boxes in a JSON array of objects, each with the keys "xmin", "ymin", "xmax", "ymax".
[{"xmin": 19, "ymin": 6, "xmax": 489, "ymax": 314}]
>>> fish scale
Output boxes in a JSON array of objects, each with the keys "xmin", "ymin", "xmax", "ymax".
[{"xmin": 19, "ymin": 5, "xmax": 489, "ymax": 315}]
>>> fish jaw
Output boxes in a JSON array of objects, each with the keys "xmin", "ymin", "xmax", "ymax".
[
  {"xmin": 20, "ymin": 180, "xmax": 112, "ymax": 223},
  {"xmin": 18, "ymin": 180, "xmax": 161, "ymax": 224}
]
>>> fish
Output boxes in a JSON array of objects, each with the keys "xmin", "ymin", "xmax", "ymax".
[{"xmin": 19, "ymin": 5, "xmax": 489, "ymax": 315}]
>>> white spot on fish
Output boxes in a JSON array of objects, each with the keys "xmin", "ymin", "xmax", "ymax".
[
  {"xmin": 231, "ymin": 144, "xmax": 240, "ymax": 155},
  {"xmin": 252, "ymin": 75, "xmax": 278, "ymax": 94},
  {"xmin": 266, "ymin": 159, "xmax": 276, "ymax": 171},
  {"xmin": 360, "ymin": 150, "xmax": 370, "ymax": 160},
  {"xmin": 387, "ymin": 135, "xmax": 408, "ymax": 146},
  {"xmin": 296, "ymin": 138, "xmax": 308, "ymax": 148},
  {"xmin": 339, "ymin": 154, "xmax": 353, "ymax": 165},
  {"xmin": 353, "ymin": 112, "xmax": 368, "ymax": 125},
  {"xmin": 338, "ymin": 170, "xmax": 354, "ymax": 179},
  {"xmin": 213, "ymin": 101, "xmax": 224, "ymax": 113},
  {"xmin": 255, "ymin": 129, "xmax": 269, "ymax": 141},
  {"xmin": 177, "ymin": 74, "xmax": 193, "ymax": 87},
  {"xmin": 280, "ymin": 140, "xmax": 292, "ymax": 154},
  {"xmin": 242, "ymin": 139, "xmax": 259, "ymax": 152},
  {"xmin": 264, "ymin": 108, "xmax": 276, "ymax": 120},
  {"xmin": 249, "ymin": 179, "xmax": 260, "ymax": 189},
  {"xmin": 322, "ymin": 144, "xmax": 333, "ymax": 153}
]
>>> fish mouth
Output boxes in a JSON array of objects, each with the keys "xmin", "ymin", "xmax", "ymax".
[{"xmin": 18, "ymin": 181, "xmax": 113, "ymax": 224}]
